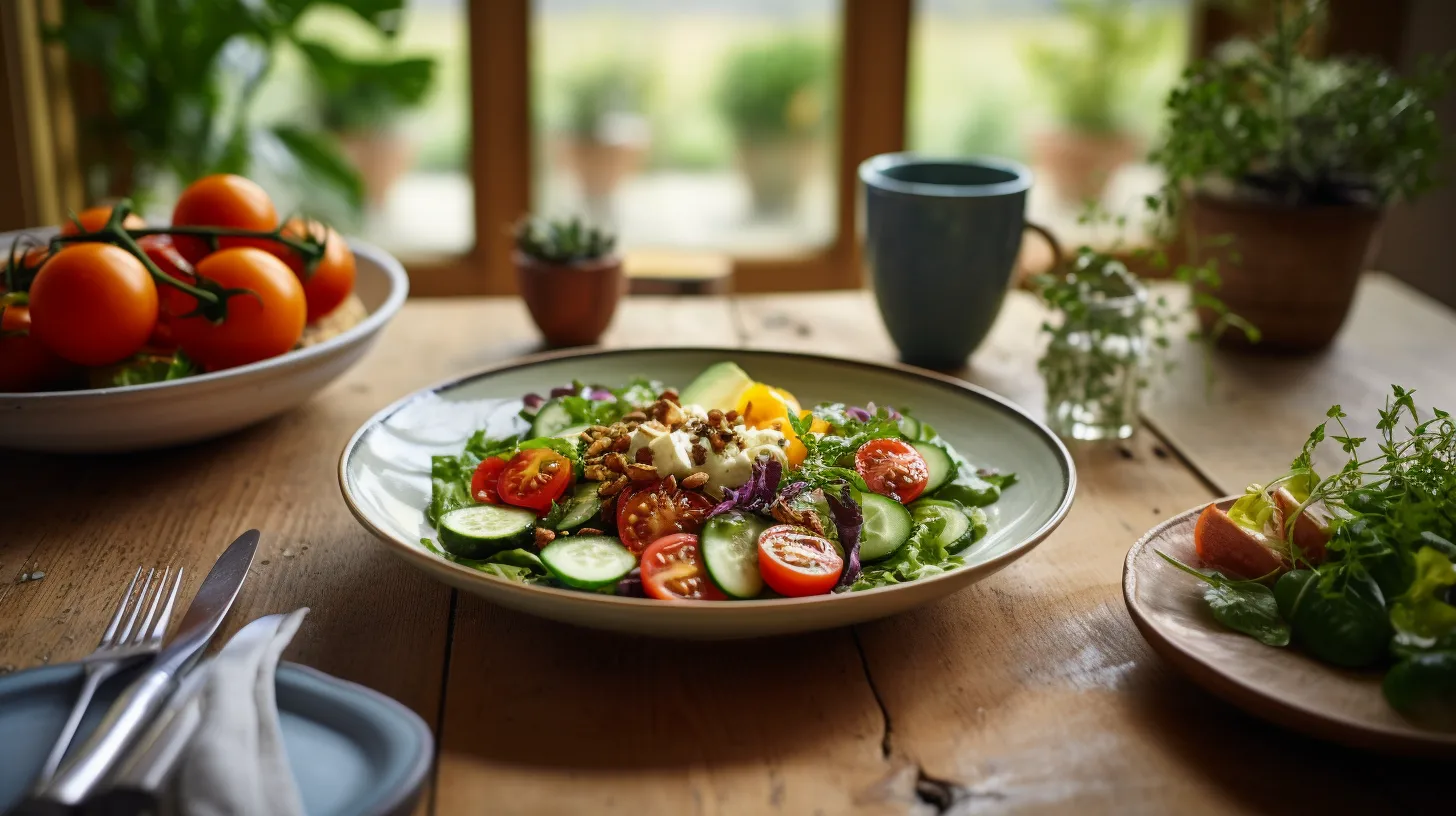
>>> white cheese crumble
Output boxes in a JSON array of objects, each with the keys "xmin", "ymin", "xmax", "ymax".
[{"xmin": 626, "ymin": 403, "xmax": 786, "ymax": 494}]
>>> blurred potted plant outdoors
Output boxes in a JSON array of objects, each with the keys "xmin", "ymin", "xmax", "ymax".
[
  {"xmin": 1025, "ymin": 0, "xmax": 1162, "ymax": 204},
  {"xmin": 309, "ymin": 41, "xmax": 436, "ymax": 211},
  {"xmin": 714, "ymin": 38, "xmax": 831, "ymax": 219},
  {"xmin": 1150, "ymin": 0, "xmax": 1452, "ymax": 352},
  {"xmin": 514, "ymin": 216, "xmax": 623, "ymax": 348},
  {"xmin": 553, "ymin": 60, "xmax": 651, "ymax": 218},
  {"xmin": 48, "ymin": 0, "xmax": 425, "ymax": 219}
]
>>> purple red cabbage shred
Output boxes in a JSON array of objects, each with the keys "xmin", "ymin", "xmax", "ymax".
[
  {"xmin": 827, "ymin": 485, "xmax": 863, "ymax": 589},
  {"xmin": 709, "ymin": 456, "xmax": 784, "ymax": 516}
]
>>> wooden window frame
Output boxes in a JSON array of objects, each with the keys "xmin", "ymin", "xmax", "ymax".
[{"xmin": 408, "ymin": 0, "xmax": 911, "ymax": 296}]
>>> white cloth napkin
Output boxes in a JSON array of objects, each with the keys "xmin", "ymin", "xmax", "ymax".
[{"xmin": 172, "ymin": 608, "xmax": 310, "ymax": 816}]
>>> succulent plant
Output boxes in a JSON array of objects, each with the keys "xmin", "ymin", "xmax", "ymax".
[{"xmin": 513, "ymin": 216, "xmax": 617, "ymax": 265}]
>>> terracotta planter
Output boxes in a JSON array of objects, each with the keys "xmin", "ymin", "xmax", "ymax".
[
  {"xmin": 514, "ymin": 252, "xmax": 625, "ymax": 347},
  {"xmin": 337, "ymin": 130, "xmax": 416, "ymax": 209},
  {"xmin": 1031, "ymin": 130, "xmax": 1141, "ymax": 204},
  {"xmin": 555, "ymin": 138, "xmax": 646, "ymax": 213},
  {"xmin": 1187, "ymin": 194, "xmax": 1383, "ymax": 353},
  {"xmin": 736, "ymin": 138, "xmax": 815, "ymax": 218}
]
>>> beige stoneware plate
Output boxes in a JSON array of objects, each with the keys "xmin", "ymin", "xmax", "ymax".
[
  {"xmin": 0, "ymin": 228, "xmax": 408, "ymax": 453},
  {"xmin": 340, "ymin": 347, "xmax": 1076, "ymax": 639},
  {"xmin": 1124, "ymin": 497, "xmax": 1456, "ymax": 758}
]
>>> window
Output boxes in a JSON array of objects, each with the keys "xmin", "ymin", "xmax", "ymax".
[
  {"xmin": 531, "ymin": 0, "xmax": 842, "ymax": 258},
  {"xmin": 909, "ymin": 0, "xmax": 1192, "ymax": 249}
]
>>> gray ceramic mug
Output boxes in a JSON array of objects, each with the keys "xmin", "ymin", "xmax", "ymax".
[{"xmin": 859, "ymin": 154, "xmax": 1060, "ymax": 370}]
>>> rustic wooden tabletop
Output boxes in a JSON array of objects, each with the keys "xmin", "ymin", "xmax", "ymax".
[{"xmin": 1, "ymin": 273, "xmax": 1451, "ymax": 814}]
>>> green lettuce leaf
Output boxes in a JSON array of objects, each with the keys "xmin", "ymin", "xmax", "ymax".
[
  {"xmin": 111, "ymin": 351, "xmax": 197, "ymax": 386},
  {"xmin": 1390, "ymin": 546, "xmax": 1456, "ymax": 650},
  {"xmin": 420, "ymin": 540, "xmax": 550, "ymax": 583},
  {"xmin": 849, "ymin": 512, "xmax": 964, "ymax": 591}
]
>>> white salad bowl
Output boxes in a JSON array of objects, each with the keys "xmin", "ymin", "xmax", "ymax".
[
  {"xmin": 0, "ymin": 228, "xmax": 408, "ymax": 453},
  {"xmin": 339, "ymin": 348, "xmax": 1076, "ymax": 639}
]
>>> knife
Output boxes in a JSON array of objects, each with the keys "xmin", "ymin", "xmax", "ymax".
[{"xmin": 28, "ymin": 529, "xmax": 260, "ymax": 809}]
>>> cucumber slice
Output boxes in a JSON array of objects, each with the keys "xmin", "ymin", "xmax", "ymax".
[
  {"xmin": 437, "ymin": 504, "xmax": 537, "ymax": 559},
  {"xmin": 859, "ymin": 493, "xmax": 914, "ymax": 562},
  {"xmin": 529, "ymin": 398, "xmax": 576, "ymax": 438},
  {"xmin": 701, "ymin": 511, "xmax": 772, "ymax": 599},
  {"xmin": 554, "ymin": 423, "xmax": 591, "ymax": 440},
  {"xmin": 539, "ymin": 535, "xmax": 638, "ymax": 590},
  {"xmin": 910, "ymin": 499, "xmax": 973, "ymax": 554},
  {"xmin": 898, "ymin": 415, "xmax": 922, "ymax": 439},
  {"xmin": 553, "ymin": 483, "xmax": 603, "ymax": 531},
  {"xmin": 912, "ymin": 441, "xmax": 954, "ymax": 493}
]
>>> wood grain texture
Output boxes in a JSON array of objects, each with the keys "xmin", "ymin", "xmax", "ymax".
[{"xmin": 1145, "ymin": 274, "xmax": 1456, "ymax": 494}]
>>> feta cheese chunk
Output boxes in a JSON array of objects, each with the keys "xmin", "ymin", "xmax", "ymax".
[{"xmin": 625, "ymin": 404, "xmax": 786, "ymax": 494}]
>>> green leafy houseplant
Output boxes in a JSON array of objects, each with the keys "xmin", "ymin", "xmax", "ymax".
[
  {"xmin": 714, "ymin": 37, "xmax": 832, "ymax": 217},
  {"xmin": 1148, "ymin": 0, "xmax": 1453, "ymax": 351},
  {"xmin": 553, "ymin": 60, "xmax": 650, "ymax": 215},
  {"xmin": 49, "ymin": 0, "xmax": 433, "ymax": 217},
  {"xmin": 559, "ymin": 60, "xmax": 647, "ymax": 143}
]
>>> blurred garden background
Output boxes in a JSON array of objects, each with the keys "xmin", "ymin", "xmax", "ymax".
[{"xmin": 243, "ymin": 0, "xmax": 1189, "ymax": 259}]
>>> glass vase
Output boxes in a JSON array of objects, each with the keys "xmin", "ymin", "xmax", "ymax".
[{"xmin": 1043, "ymin": 289, "xmax": 1147, "ymax": 441}]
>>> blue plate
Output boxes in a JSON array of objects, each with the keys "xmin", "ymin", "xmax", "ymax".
[{"xmin": 0, "ymin": 662, "xmax": 432, "ymax": 816}]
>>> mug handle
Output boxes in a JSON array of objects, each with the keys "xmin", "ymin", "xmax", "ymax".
[{"xmin": 1023, "ymin": 221, "xmax": 1063, "ymax": 277}]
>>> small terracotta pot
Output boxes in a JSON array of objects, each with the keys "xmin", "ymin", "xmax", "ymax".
[
  {"xmin": 514, "ymin": 252, "xmax": 625, "ymax": 347},
  {"xmin": 555, "ymin": 138, "xmax": 646, "ymax": 211},
  {"xmin": 337, "ymin": 130, "xmax": 416, "ymax": 209},
  {"xmin": 1187, "ymin": 193, "xmax": 1383, "ymax": 353},
  {"xmin": 736, "ymin": 138, "xmax": 816, "ymax": 218},
  {"xmin": 1031, "ymin": 130, "xmax": 1141, "ymax": 204}
]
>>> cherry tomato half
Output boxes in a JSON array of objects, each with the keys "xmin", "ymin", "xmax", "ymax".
[
  {"xmin": 854, "ymin": 438, "xmax": 929, "ymax": 504},
  {"xmin": 498, "ymin": 448, "xmax": 573, "ymax": 512},
  {"xmin": 60, "ymin": 206, "xmax": 145, "ymax": 236},
  {"xmin": 640, "ymin": 533, "xmax": 725, "ymax": 601},
  {"xmin": 471, "ymin": 457, "xmax": 508, "ymax": 504},
  {"xmin": 28, "ymin": 243, "xmax": 158, "ymax": 367},
  {"xmin": 0, "ymin": 303, "xmax": 71, "ymax": 392},
  {"xmin": 167, "ymin": 247, "xmax": 305, "ymax": 371},
  {"xmin": 616, "ymin": 478, "xmax": 714, "ymax": 555},
  {"xmin": 171, "ymin": 174, "xmax": 279, "ymax": 264},
  {"xmin": 757, "ymin": 525, "xmax": 844, "ymax": 597}
]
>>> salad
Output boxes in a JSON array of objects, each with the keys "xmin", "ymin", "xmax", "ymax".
[
  {"xmin": 1, "ymin": 173, "xmax": 359, "ymax": 393},
  {"xmin": 1163, "ymin": 386, "xmax": 1456, "ymax": 726},
  {"xmin": 424, "ymin": 361, "xmax": 1017, "ymax": 600}
]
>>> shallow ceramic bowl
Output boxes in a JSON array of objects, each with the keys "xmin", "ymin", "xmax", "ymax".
[
  {"xmin": 0, "ymin": 228, "xmax": 408, "ymax": 453},
  {"xmin": 1124, "ymin": 498, "xmax": 1456, "ymax": 758},
  {"xmin": 340, "ymin": 348, "xmax": 1076, "ymax": 639}
]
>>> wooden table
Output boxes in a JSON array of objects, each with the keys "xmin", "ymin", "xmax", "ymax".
[{"xmin": 2, "ymin": 274, "xmax": 1452, "ymax": 813}]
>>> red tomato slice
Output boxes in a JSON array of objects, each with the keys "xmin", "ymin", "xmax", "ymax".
[
  {"xmin": 854, "ymin": 438, "xmax": 929, "ymax": 503},
  {"xmin": 640, "ymin": 533, "xmax": 725, "ymax": 601},
  {"xmin": 498, "ymin": 448, "xmax": 572, "ymax": 512},
  {"xmin": 615, "ymin": 478, "xmax": 714, "ymax": 555},
  {"xmin": 757, "ymin": 525, "xmax": 844, "ymax": 597},
  {"xmin": 470, "ymin": 457, "xmax": 507, "ymax": 504}
]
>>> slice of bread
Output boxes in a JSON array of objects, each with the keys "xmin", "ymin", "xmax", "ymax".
[{"xmin": 1193, "ymin": 503, "xmax": 1286, "ymax": 580}]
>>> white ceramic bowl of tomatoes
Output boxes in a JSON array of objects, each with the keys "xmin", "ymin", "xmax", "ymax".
[{"xmin": 0, "ymin": 175, "xmax": 408, "ymax": 453}]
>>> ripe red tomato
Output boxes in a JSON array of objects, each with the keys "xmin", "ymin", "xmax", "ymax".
[
  {"xmin": 498, "ymin": 448, "xmax": 573, "ymax": 512},
  {"xmin": 854, "ymin": 438, "xmax": 929, "ymax": 503},
  {"xmin": 60, "ymin": 206, "xmax": 145, "ymax": 236},
  {"xmin": 471, "ymin": 457, "xmax": 508, "ymax": 504},
  {"xmin": 247, "ymin": 219, "xmax": 356, "ymax": 321},
  {"xmin": 616, "ymin": 479, "xmax": 714, "ymax": 555},
  {"xmin": 757, "ymin": 525, "xmax": 844, "ymax": 597},
  {"xmin": 640, "ymin": 533, "xmax": 725, "ymax": 601},
  {"xmin": 137, "ymin": 235, "xmax": 194, "ymax": 351},
  {"xmin": 167, "ymin": 248, "xmax": 305, "ymax": 371},
  {"xmin": 0, "ymin": 303, "xmax": 71, "ymax": 392},
  {"xmin": 28, "ymin": 244, "xmax": 158, "ymax": 366},
  {"xmin": 170, "ymin": 174, "xmax": 279, "ymax": 264}
]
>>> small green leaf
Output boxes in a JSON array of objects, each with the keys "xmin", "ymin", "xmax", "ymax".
[{"xmin": 270, "ymin": 124, "xmax": 365, "ymax": 215}]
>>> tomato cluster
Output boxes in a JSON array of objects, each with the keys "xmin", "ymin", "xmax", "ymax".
[{"xmin": 0, "ymin": 174, "xmax": 358, "ymax": 393}]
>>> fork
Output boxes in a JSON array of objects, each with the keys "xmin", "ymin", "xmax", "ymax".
[{"xmin": 32, "ymin": 565, "xmax": 185, "ymax": 788}]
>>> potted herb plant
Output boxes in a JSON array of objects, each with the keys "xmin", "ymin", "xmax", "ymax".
[
  {"xmin": 554, "ymin": 60, "xmax": 651, "ymax": 217},
  {"xmin": 514, "ymin": 216, "xmax": 623, "ymax": 348},
  {"xmin": 714, "ymin": 38, "xmax": 831, "ymax": 218},
  {"xmin": 1025, "ymin": 0, "xmax": 1161, "ymax": 204},
  {"xmin": 1150, "ymin": 1, "xmax": 1452, "ymax": 352}
]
